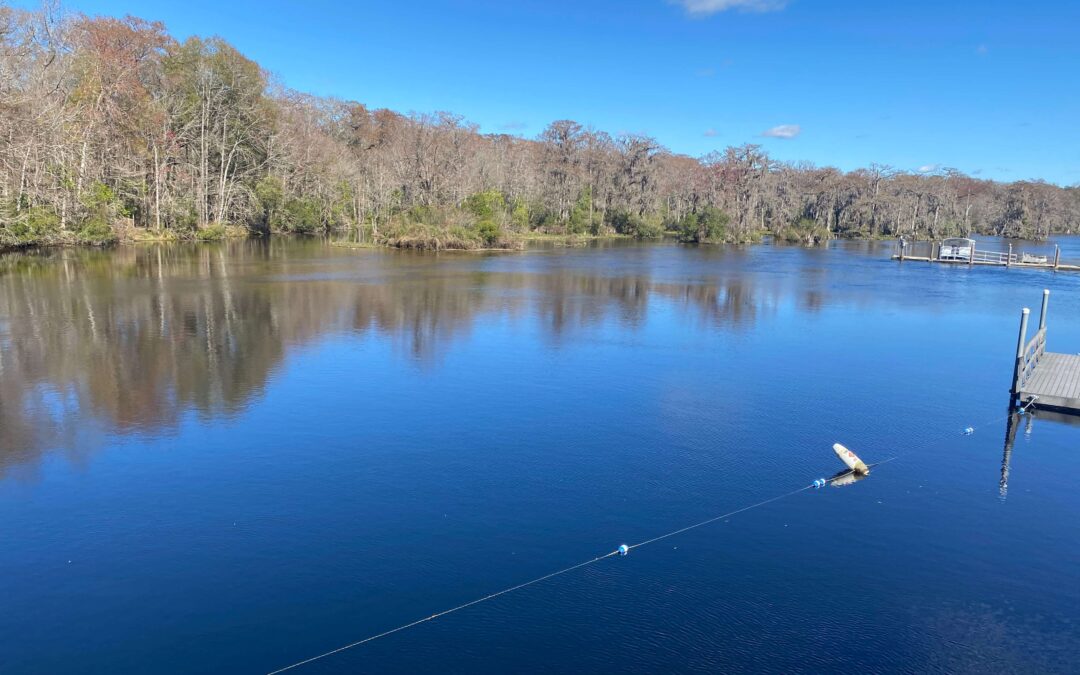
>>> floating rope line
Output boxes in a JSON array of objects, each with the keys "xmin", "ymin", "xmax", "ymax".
[
  {"xmin": 268, "ymin": 404, "xmax": 1026, "ymax": 674},
  {"xmin": 266, "ymin": 473, "xmax": 855, "ymax": 674},
  {"xmin": 626, "ymin": 484, "xmax": 815, "ymax": 551},
  {"xmin": 963, "ymin": 397, "xmax": 1038, "ymax": 435},
  {"xmin": 267, "ymin": 549, "xmax": 620, "ymax": 674}
]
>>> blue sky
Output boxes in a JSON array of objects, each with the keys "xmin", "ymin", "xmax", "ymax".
[{"xmin": 29, "ymin": 0, "xmax": 1080, "ymax": 184}]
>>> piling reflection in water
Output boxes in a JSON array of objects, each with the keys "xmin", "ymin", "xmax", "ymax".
[
  {"xmin": 999, "ymin": 407, "xmax": 1080, "ymax": 500},
  {"xmin": 1000, "ymin": 409, "xmax": 1021, "ymax": 501}
]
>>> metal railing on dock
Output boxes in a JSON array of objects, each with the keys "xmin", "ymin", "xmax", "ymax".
[{"xmin": 973, "ymin": 249, "xmax": 1017, "ymax": 265}]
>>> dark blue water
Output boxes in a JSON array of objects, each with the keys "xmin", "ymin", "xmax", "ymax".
[{"xmin": 2, "ymin": 238, "xmax": 1079, "ymax": 674}]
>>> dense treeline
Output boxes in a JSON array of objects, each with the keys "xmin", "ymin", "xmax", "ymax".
[{"xmin": 2, "ymin": 4, "xmax": 1078, "ymax": 250}]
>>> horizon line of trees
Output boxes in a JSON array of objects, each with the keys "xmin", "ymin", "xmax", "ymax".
[{"xmin": 2, "ymin": 2, "xmax": 1078, "ymax": 250}]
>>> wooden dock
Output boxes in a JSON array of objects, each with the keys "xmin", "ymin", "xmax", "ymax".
[
  {"xmin": 1012, "ymin": 290, "xmax": 1080, "ymax": 413},
  {"xmin": 892, "ymin": 240, "xmax": 1080, "ymax": 272}
]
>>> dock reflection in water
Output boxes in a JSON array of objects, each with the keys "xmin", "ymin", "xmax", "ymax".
[{"xmin": 999, "ymin": 407, "xmax": 1080, "ymax": 500}]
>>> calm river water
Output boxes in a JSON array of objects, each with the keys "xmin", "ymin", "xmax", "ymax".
[{"xmin": 2, "ymin": 238, "xmax": 1079, "ymax": 673}]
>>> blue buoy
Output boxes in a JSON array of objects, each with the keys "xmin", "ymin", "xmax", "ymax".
[
  {"xmin": 963, "ymin": 427, "xmax": 975, "ymax": 435},
  {"xmin": 813, "ymin": 478, "xmax": 827, "ymax": 489},
  {"xmin": 618, "ymin": 544, "xmax": 629, "ymax": 556}
]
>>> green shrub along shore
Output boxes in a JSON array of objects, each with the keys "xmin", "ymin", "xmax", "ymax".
[
  {"xmin": 335, "ymin": 192, "xmax": 778, "ymax": 251},
  {"xmin": 1, "ymin": 186, "xmax": 833, "ymax": 253}
]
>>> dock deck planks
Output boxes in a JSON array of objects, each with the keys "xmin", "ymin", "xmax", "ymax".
[{"xmin": 1019, "ymin": 352, "xmax": 1080, "ymax": 412}]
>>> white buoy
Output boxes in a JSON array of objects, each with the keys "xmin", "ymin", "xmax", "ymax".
[
  {"xmin": 832, "ymin": 443, "xmax": 870, "ymax": 475},
  {"xmin": 618, "ymin": 544, "xmax": 629, "ymax": 556}
]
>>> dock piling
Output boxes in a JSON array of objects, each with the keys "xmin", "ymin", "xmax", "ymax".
[
  {"xmin": 1016, "ymin": 308, "xmax": 1030, "ymax": 361},
  {"xmin": 1039, "ymin": 289, "xmax": 1049, "ymax": 330},
  {"xmin": 1012, "ymin": 308, "xmax": 1030, "ymax": 398}
]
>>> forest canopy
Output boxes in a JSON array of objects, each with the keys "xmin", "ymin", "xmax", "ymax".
[{"xmin": 2, "ymin": 3, "xmax": 1078, "ymax": 249}]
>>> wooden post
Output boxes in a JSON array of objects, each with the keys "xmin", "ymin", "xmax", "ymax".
[
  {"xmin": 1012, "ymin": 307, "xmax": 1030, "ymax": 397},
  {"xmin": 929, "ymin": 241, "xmax": 936, "ymax": 262},
  {"xmin": 969, "ymin": 242, "xmax": 975, "ymax": 267},
  {"xmin": 1054, "ymin": 245, "xmax": 1060, "ymax": 270},
  {"xmin": 1007, "ymin": 243, "xmax": 1013, "ymax": 268},
  {"xmin": 899, "ymin": 240, "xmax": 905, "ymax": 262},
  {"xmin": 1039, "ymin": 289, "xmax": 1049, "ymax": 330}
]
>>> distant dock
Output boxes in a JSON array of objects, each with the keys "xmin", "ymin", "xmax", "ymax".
[
  {"xmin": 892, "ymin": 238, "xmax": 1080, "ymax": 272},
  {"xmin": 1012, "ymin": 290, "xmax": 1080, "ymax": 413}
]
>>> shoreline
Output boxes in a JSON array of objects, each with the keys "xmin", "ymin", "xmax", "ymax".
[{"xmin": 1, "ymin": 230, "xmax": 1068, "ymax": 257}]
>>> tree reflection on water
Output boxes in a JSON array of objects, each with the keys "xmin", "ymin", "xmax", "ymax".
[{"xmin": 0, "ymin": 239, "xmax": 825, "ymax": 472}]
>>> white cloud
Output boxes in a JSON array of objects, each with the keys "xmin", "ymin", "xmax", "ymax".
[
  {"xmin": 917, "ymin": 164, "xmax": 941, "ymax": 174},
  {"xmin": 761, "ymin": 124, "xmax": 800, "ymax": 139},
  {"xmin": 704, "ymin": 128, "xmax": 719, "ymax": 137},
  {"xmin": 673, "ymin": 0, "xmax": 787, "ymax": 16}
]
